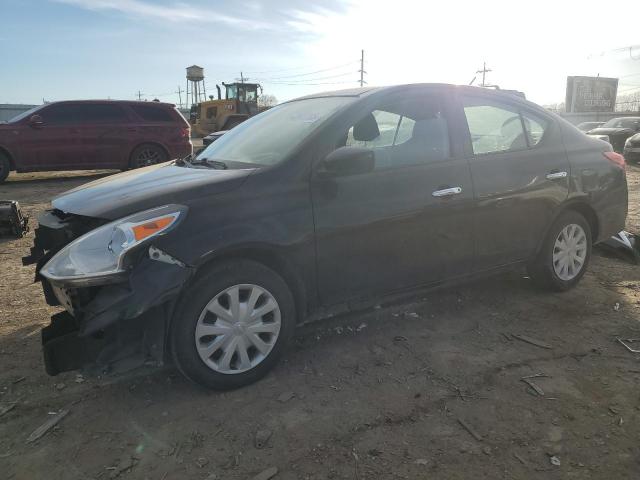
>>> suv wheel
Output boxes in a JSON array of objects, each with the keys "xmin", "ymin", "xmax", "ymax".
[
  {"xmin": 129, "ymin": 144, "xmax": 167, "ymax": 169},
  {"xmin": 528, "ymin": 211, "xmax": 592, "ymax": 291},
  {"xmin": 171, "ymin": 260, "xmax": 296, "ymax": 390},
  {"xmin": 0, "ymin": 154, "xmax": 10, "ymax": 183}
]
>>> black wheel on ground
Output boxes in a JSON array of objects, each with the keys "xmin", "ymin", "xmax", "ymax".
[
  {"xmin": 0, "ymin": 154, "xmax": 11, "ymax": 183},
  {"xmin": 129, "ymin": 144, "xmax": 167, "ymax": 169},
  {"xmin": 170, "ymin": 260, "xmax": 296, "ymax": 390},
  {"xmin": 527, "ymin": 210, "xmax": 592, "ymax": 292}
]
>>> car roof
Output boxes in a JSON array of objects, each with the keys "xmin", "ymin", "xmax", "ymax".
[
  {"xmin": 43, "ymin": 100, "xmax": 176, "ymax": 108},
  {"xmin": 289, "ymin": 83, "xmax": 530, "ymax": 104}
]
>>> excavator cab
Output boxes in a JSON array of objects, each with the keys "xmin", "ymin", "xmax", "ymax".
[{"xmin": 189, "ymin": 82, "xmax": 262, "ymax": 137}]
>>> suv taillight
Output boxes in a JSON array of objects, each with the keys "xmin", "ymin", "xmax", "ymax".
[
  {"xmin": 179, "ymin": 127, "xmax": 190, "ymax": 139},
  {"xmin": 603, "ymin": 151, "xmax": 625, "ymax": 170}
]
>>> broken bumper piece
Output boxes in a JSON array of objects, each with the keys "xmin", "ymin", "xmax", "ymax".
[{"xmin": 41, "ymin": 252, "xmax": 192, "ymax": 376}]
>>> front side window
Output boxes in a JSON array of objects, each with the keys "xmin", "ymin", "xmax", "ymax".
[
  {"xmin": 41, "ymin": 104, "xmax": 84, "ymax": 124},
  {"xmin": 339, "ymin": 95, "xmax": 450, "ymax": 170}
]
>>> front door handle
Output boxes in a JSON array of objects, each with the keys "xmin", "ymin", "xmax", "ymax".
[
  {"xmin": 546, "ymin": 171, "xmax": 568, "ymax": 180},
  {"xmin": 432, "ymin": 186, "xmax": 462, "ymax": 197}
]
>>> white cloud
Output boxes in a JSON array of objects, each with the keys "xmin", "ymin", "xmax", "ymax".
[{"xmin": 53, "ymin": 0, "xmax": 274, "ymax": 30}]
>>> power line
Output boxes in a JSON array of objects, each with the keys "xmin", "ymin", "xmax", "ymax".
[
  {"xmin": 259, "ymin": 60, "xmax": 359, "ymax": 80},
  {"xmin": 258, "ymin": 71, "xmax": 355, "ymax": 85},
  {"xmin": 249, "ymin": 60, "xmax": 358, "ymax": 80}
]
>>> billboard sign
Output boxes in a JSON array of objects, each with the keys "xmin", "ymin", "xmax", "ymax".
[{"xmin": 566, "ymin": 76, "xmax": 618, "ymax": 113}]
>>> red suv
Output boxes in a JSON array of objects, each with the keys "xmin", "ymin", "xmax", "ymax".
[{"xmin": 0, "ymin": 100, "xmax": 192, "ymax": 182}]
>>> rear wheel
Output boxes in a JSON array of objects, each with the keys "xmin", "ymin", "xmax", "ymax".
[
  {"xmin": 0, "ymin": 154, "xmax": 11, "ymax": 183},
  {"xmin": 170, "ymin": 260, "xmax": 296, "ymax": 390},
  {"xmin": 528, "ymin": 211, "xmax": 591, "ymax": 291},
  {"xmin": 129, "ymin": 144, "xmax": 167, "ymax": 169}
]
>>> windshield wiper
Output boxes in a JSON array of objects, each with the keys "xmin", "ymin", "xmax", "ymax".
[
  {"xmin": 191, "ymin": 157, "xmax": 228, "ymax": 170},
  {"xmin": 175, "ymin": 153, "xmax": 194, "ymax": 166}
]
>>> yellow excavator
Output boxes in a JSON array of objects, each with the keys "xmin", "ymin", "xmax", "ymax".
[{"xmin": 189, "ymin": 82, "xmax": 264, "ymax": 137}]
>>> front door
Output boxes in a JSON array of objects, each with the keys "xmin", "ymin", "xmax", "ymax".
[
  {"xmin": 311, "ymin": 89, "xmax": 475, "ymax": 306},
  {"xmin": 458, "ymin": 93, "xmax": 570, "ymax": 271},
  {"xmin": 18, "ymin": 103, "xmax": 85, "ymax": 171}
]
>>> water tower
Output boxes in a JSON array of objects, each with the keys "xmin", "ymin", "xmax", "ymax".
[{"xmin": 186, "ymin": 65, "xmax": 206, "ymax": 107}]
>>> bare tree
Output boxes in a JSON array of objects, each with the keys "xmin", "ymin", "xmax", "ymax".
[{"xmin": 258, "ymin": 94, "xmax": 278, "ymax": 108}]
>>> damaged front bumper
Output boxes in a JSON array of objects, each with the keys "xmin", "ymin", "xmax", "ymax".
[{"xmin": 23, "ymin": 209, "xmax": 193, "ymax": 376}]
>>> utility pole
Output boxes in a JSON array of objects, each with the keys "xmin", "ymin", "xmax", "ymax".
[
  {"xmin": 358, "ymin": 49, "xmax": 367, "ymax": 87},
  {"xmin": 176, "ymin": 86, "xmax": 183, "ymax": 109},
  {"xmin": 476, "ymin": 62, "xmax": 491, "ymax": 87},
  {"xmin": 137, "ymin": 90, "xmax": 143, "ymax": 101}
]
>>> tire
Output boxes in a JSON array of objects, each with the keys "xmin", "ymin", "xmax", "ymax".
[
  {"xmin": 129, "ymin": 143, "xmax": 168, "ymax": 169},
  {"xmin": 0, "ymin": 154, "xmax": 10, "ymax": 183},
  {"xmin": 528, "ymin": 211, "xmax": 592, "ymax": 292},
  {"xmin": 170, "ymin": 260, "xmax": 296, "ymax": 390}
]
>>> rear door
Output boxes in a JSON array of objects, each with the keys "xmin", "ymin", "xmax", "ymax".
[
  {"xmin": 458, "ymin": 93, "xmax": 570, "ymax": 270},
  {"xmin": 311, "ymin": 88, "xmax": 475, "ymax": 306},
  {"xmin": 76, "ymin": 103, "xmax": 131, "ymax": 169}
]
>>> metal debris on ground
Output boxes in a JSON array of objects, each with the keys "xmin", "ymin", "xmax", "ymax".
[
  {"xmin": 248, "ymin": 466, "xmax": 278, "ymax": 480},
  {"xmin": 277, "ymin": 391, "xmax": 295, "ymax": 403},
  {"xmin": 0, "ymin": 403, "xmax": 17, "ymax": 417},
  {"xmin": 0, "ymin": 200, "xmax": 29, "ymax": 238},
  {"xmin": 12, "ymin": 376, "xmax": 26, "ymax": 384},
  {"xmin": 254, "ymin": 428, "xmax": 273, "ymax": 449},
  {"xmin": 107, "ymin": 456, "xmax": 138, "ymax": 479},
  {"xmin": 512, "ymin": 334, "xmax": 552, "ymax": 349},
  {"xmin": 549, "ymin": 455, "xmax": 561, "ymax": 466},
  {"xmin": 75, "ymin": 374, "xmax": 85, "ymax": 383},
  {"xmin": 614, "ymin": 302, "xmax": 621, "ymax": 311},
  {"xmin": 415, "ymin": 458, "xmax": 429, "ymax": 465},
  {"xmin": 616, "ymin": 338, "xmax": 640, "ymax": 353},
  {"xmin": 26, "ymin": 409, "xmax": 69, "ymax": 444},
  {"xmin": 356, "ymin": 323, "xmax": 367, "ymax": 332},
  {"xmin": 55, "ymin": 383, "xmax": 66, "ymax": 391},
  {"xmin": 513, "ymin": 452, "xmax": 527, "ymax": 465},
  {"xmin": 521, "ymin": 378, "xmax": 545, "ymax": 396},
  {"xmin": 457, "ymin": 418, "xmax": 483, "ymax": 441}
]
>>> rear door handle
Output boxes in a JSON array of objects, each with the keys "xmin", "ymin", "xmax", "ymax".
[
  {"xmin": 432, "ymin": 187, "xmax": 462, "ymax": 197},
  {"xmin": 546, "ymin": 171, "xmax": 568, "ymax": 180}
]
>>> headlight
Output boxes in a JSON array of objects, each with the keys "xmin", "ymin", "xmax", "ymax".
[{"xmin": 41, "ymin": 204, "xmax": 186, "ymax": 286}]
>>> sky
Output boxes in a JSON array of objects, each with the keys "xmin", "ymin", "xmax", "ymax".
[{"xmin": 1, "ymin": 0, "xmax": 639, "ymax": 107}]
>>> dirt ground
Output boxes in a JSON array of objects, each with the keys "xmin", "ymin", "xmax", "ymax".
[{"xmin": 1, "ymin": 167, "xmax": 640, "ymax": 480}]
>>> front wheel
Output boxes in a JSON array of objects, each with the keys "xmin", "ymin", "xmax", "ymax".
[
  {"xmin": 528, "ymin": 211, "xmax": 592, "ymax": 291},
  {"xmin": 170, "ymin": 260, "xmax": 296, "ymax": 390}
]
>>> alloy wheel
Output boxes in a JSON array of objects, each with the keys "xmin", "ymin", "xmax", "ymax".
[
  {"xmin": 137, "ymin": 148, "xmax": 161, "ymax": 166},
  {"xmin": 552, "ymin": 223, "xmax": 587, "ymax": 281},
  {"xmin": 194, "ymin": 284, "xmax": 281, "ymax": 374}
]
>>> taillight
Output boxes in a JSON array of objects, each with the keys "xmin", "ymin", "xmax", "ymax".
[
  {"xmin": 179, "ymin": 127, "xmax": 190, "ymax": 139},
  {"xmin": 603, "ymin": 151, "xmax": 625, "ymax": 170}
]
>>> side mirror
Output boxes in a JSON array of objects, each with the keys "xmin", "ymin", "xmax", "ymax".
[
  {"xmin": 320, "ymin": 146, "xmax": 375, "ymax": 177},
  {"xmin": 29, "ymin": 115, "xmax": 44, "ymax": 128}
]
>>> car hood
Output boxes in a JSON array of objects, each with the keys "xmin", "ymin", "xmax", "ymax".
[
  {"xmin": 588, "ymin": 127, "xmax": 635, "ymax": 136},
  {"xmin": 52, "ymin": 162, "xmax": 254, "ymax": 220}
]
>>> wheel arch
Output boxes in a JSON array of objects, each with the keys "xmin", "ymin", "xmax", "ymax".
[
  {"xmin": 0, "ymin": 145, "xmax": 16, "ymax": 170},
  {"xmin": 561, "ymin": 200, "xmax": 600, "ymax": 242},
  {"xmin": 185, "ymin": 244, "xmax": 309, "ymax": 324}
]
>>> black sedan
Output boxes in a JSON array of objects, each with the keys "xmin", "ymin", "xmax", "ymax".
[
  {"xmin": 587, "ymin": 117, "xmax": 640, "ymax": 152},
  {"xmin": 25, "ymin": 84, "xmax": 628, "ymax": 389}
]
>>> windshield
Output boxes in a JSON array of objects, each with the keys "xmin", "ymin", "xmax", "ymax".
[
  {"xmin": 602, "ymin": 118, "xmax": 640, "ymax": 128},
  {"xmin": 8, "ymin": 105, "xmax": 42, "ymax": 123},
  {"xmin": 194, "ymin": 96, "xmax": 353, "ymax": 167}
]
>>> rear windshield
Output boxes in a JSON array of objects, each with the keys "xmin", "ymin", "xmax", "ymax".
[
  {"xmin": 194, "ymin": 96, "xmax": 353, "ymax": 167},
  {"xmin": 131, "ymin": 105, "xmax": 175, "ymax": 122}
]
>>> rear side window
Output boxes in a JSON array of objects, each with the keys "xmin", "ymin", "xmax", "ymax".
[
  {"xmin": 81, "ymin": 104, "xmax": 128, "ymax": 123},
  {"xmin": 522, "ymin": 112, "xmax": 548, "ymax": 147},
  {"xmin": 131, "ymin": 105, "xmax": 175, "ymax": 122},
  {"xmin": 462, "ymin": 97, "xmax": 549, "ymax": 155},
  {"xmin": 463, "ymin": 103, "xmax": 526, "ymax": 154}
]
